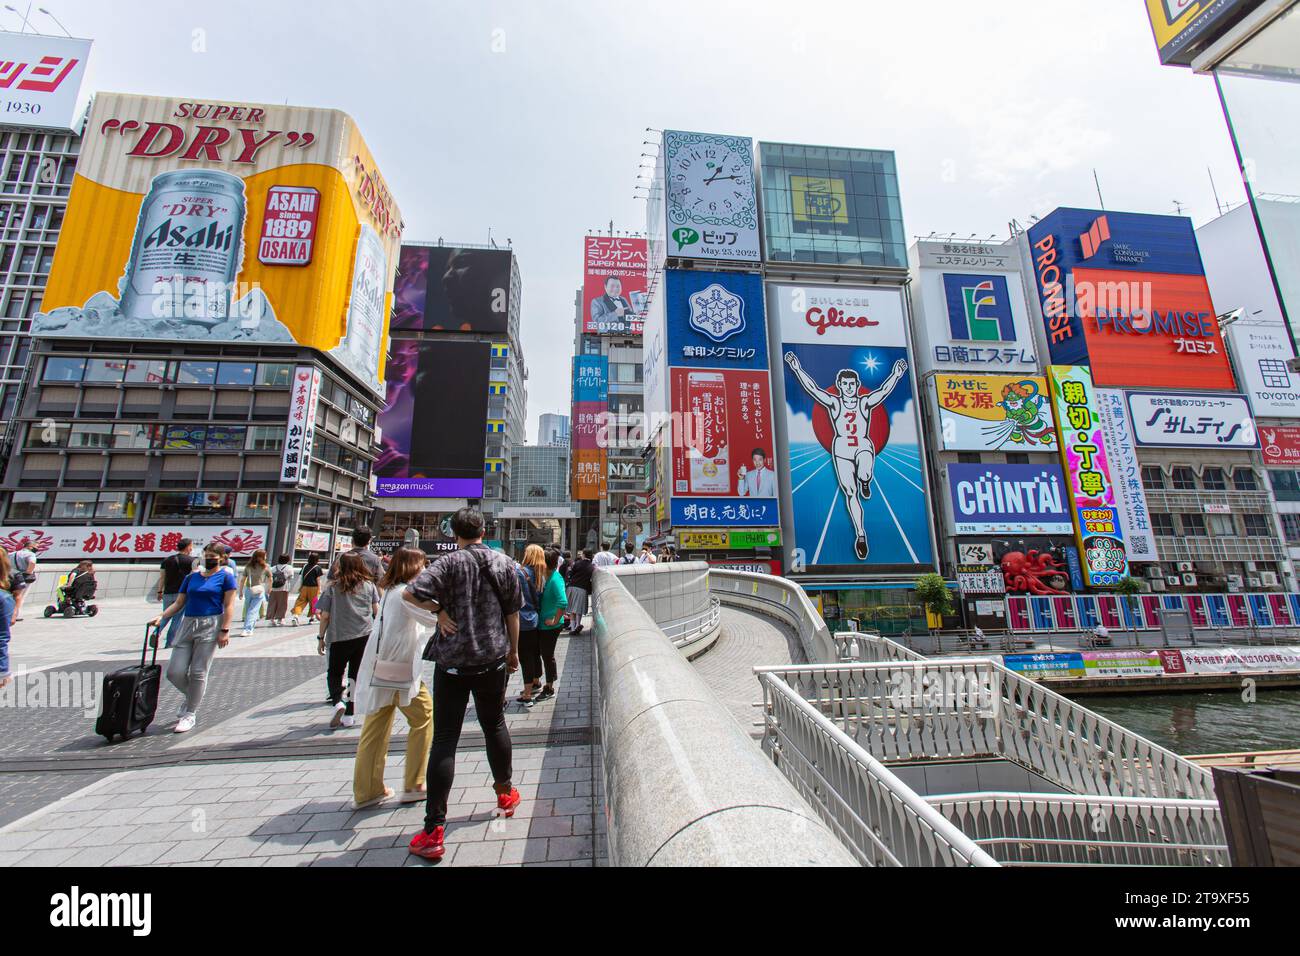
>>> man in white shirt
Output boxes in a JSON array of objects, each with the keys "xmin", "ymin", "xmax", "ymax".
[
  {"xmin": 592, "ymin": 543, "xmax": 617, "ymax": 569},
  {"xmin": 737, "ymin": 448, "xmax": 778, "ymax": 498}
]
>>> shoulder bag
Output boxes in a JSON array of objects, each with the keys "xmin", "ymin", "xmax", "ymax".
[{"xmin": 370, "ymin": 590, "xmax": 416, "ymax": 689}]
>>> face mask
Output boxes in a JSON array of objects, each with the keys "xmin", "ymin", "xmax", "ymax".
[{"xmin": 204, "ymin": 557, "xmax": 219, "ymax": 570}]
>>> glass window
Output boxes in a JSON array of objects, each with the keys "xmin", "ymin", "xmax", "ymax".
[
  {"xmin": 1180, "ymin": 513, "xmax": 1208, "ymax": 537},
  {"xmin": 235, "ymin": 492, "xmax": 273, "ymax": 521},
  {"xmin": 27, "ymin": 420, "xmax": 68, "ymax": 448},
  {"xmin": 43, "ymin": 356, "xmax": 84, "ymax": 381},
  {"xmin": 51, "ymin": 492, "xmax": 98, "ymax": 520},
  {"xmin": 123, "ymin": 359, "xmax": 172, "ymax": 384},
  {"xmin": 1270, "ymin": 469, "xmax": 1300, "ymax": 502},
  {"xmin": 257, "ymin": 363, "xmax": 293, "ymax": 387},
  {"xmin": 245, "ymin": 425, "xmax": 284, "ymax": 452},
  {"xmin": 163, "ymin": 424, "xmax": 207, "ymax": 450},
  {"xmin": 957, "ymin": 452, "xmax": 982, "ymax": 464},
  {"xmin": 216, "ymin": 362, "xmax": 256, "ymax": 386},
  {"xmin": 112, "ymin": 423, "xmax": 160, "ymax": 449},
  {"xmin": 1244, "ymin": 513, "xmax": 1272, "ymax": 537},
  {"xmin": 177, "ymin": 361, "xmax": 217, "ymax": 385},
  {"xmin": 1171, "ymin": 467, "xmax": 1197, "ymax": 490},
  {"xmin": 1202, "ymin": 467, "xmax": 1226, "ymax": 490},
  {"xmin": 7, "ymin": 492, "xmax": 46, "ymax": 521},
  {"xmin": 203, "ymin": 425, "xmax": 246, "ymax": 451},
  {"xmin": 1151, "ymin": 513, "xmax": 1176, "ymax": 536},
  {"xmin": 1207, "ymin": 513, "xmax": 1235, "ymax": 536},
  {"xmin": 1282, "ymin": 513, "xmax": 1300, "ymax": 543},
  {"xmin": 82, "ymin": 359, "xmax": 128, "ymax": 383},
  {"xmin": 1233, "ymin": 469, "xmax": 1259, "ymax": 491},
  {"xmin": 96, "ymin": 492, "xmax": 142, "ymax": 521},
  {"xmin": 151, "ymin": 492, "xmax": 234, "ymax": 520},
  {"xmin": 1141, "ymin": 466, "xmax": 1165, "ymax": 490},
  {"xmin": 68, "ymin": 422, "xmax": 114, "ymax": 449},
  {"xmin": 1005, "ymin": 453, "xmax": 1030, "ymax": 464}
]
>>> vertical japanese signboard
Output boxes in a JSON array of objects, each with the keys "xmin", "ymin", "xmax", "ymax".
[
  {"xmin": 281, "ymin": 365, "xmax": 321, "ymax": 485},
  {"xmin": 583, "ymin": 236, "xmax": 648, "ymax": 335},
  {"xmin": 1095, "ymin": 388, "xmax": 1158, "ymax": 561},
  {"xmin": 1048, "ymin": 366, "xmax": 1128, "ymax": 587},
  {"xmin": 571, "ymin": 355, "xmax": 608, "ymax": 501}
]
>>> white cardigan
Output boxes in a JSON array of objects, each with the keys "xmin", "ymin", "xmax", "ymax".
[{"xmin": 352, "ymin": 583, "xmax": 438, "ymax": 715}]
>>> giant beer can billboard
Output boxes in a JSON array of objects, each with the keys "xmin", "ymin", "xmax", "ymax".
[{"xmin": 33, "ymin": 93, "xmax": 403, "ymax": 397}]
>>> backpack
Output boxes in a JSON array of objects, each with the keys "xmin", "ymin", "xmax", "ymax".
[
  {"xmin": 516, "ymin": 565, "xmax": 539, "ymax": 631},
  {"xmin": 271, "ymin": 566, "xmax": 288, "ymax": 589}
]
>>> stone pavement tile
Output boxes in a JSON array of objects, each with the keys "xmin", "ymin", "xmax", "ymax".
[
  {"xmin": 537, "ymin": 782, "xmax": 575, "ymax": 799},
  {"xmin": 204, "ymin": 836, "xmax": 269, "ymax": 860},
  {"xmin": 251, "ymin": 814, "xmax": 312, "ymax": 836},
  {"xmin": 250, "ymin": 833, "xmax": 313, "ymax": 857},
  {"xmin": 218, "ymin": 857, "xmax": 265, "ymax": 867},
  {"xmin": 0, "ymin": 831, "xmax": 43, "ymax": 852},
  {"xmin": 262, "ymin": 854, "xmax": 318, "ymax": 867},
  {"xmin": 310, "ymin": 850, "xmax": 366, "ymax": 867},
  {"xmin": 498, "ymin": 838, "xmax": 550, "ymax": 865},
  {"xmin": 547, "ymin": 835, "xmax": 594, "ymax": 862},
  {"xmin": 73, "ymin": 842, "xmax": 174, "ymax": 868},
  {"xmin": 14, "ymin": 847, "xmax": 80, "ymax": 866},
  {"xmin": 524, "ymin": 815, "xmax": 573, "ymax": 839},
  {"xmin": 349, "ymin": 831, "xmax": 403, "ymax": 852},
  {"xmin": 297, "ymin": 829, "xmax": 356, "ymax": 855},
  {"xmin": 155, "ymin": 839, "xmax": 225, "ymax": 864},
  {"xmin": 27, "ymin": 824, "xmax": 138, "ymax": 849},
  {"xmin": 299, "ymin": 810, "xmax": 355, "ymax": 832},
  {"xmin": 554, "ymin": 796, "xmax": 594, "ymax": 815},
  {"xmin": 359, "ymin": 848, "xmax": 410, "ymax": 867},
  {"xmin": 452, "ymin": 841, "xmax": 503, "ymax": 867},
  {"xmin": 0, "ymin": 850, "xmax": 32, "ymax": 865}
]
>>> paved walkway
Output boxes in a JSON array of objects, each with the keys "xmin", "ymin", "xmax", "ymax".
[
  {"xmin": 691, "ymin": 606, "xmax": 804, "ymax": 737},
  {"xmin": 0, "ymin": 598, "xmax": 605, "ymax": 867}
]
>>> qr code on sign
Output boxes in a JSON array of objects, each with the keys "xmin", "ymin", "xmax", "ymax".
[
  {"xmin": 1129, "ymin": 535, "xmax": 1150, "ymax": 554},
  {"xmin": 676, "ymin": 481, "xmax": 687, "ymax": 493}
]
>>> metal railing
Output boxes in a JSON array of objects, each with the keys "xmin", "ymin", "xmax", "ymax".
[
  {"xmin": 708, "ymin": 568, "xmax": 836, "ymax": 662},
  {"xmin": 759, "ymin": 671, "xmax": 998, "ymax": 867},
  {"xmin": 659, "ymin": 598, "xmax": 722, "ymax": 650},
  {"xmin": 926, "ymin": 792, "xmax": 1227, "ymax": 866},
  {"xmin": 756, "ymin": 655, "xmax": 1216, "ymax": 802}
]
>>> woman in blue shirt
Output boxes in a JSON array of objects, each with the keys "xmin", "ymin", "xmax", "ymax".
[
  {"xmin": 531, "ymin": 548, "xmax": 568, "ymax": 704},
  {"xmin": 150, "ymin": 543, "xmax": 237, "ymax": 733}
]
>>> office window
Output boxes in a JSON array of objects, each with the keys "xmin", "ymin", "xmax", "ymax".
[
  {"xmin": 1243, "ymin": 513, "xmax": 1271, "ymax": 537},
  {"xmin": 1207, "ymin": 513, "xmax": 1235, "ymax": 536},
  {"xmin": 245, "ymin": 425, "xmax": 284, "ymax": 452},
  {"xmin": 257, "ymin": 363, "xmax": 294, "ymax": 387},
  {"xmin": 27, "ymin": 420, "xmax": 68, "ymax": 447},
  {"xmin": 203, "ymin": 425, "xmax": 246, "ymax": 451},
  {"xmin": 1180, "ymin": 513, "xmax": 1208, "ymax": 536},
  {"xmin": 82, "ymin": 359, "xmax": 128, "ymax": 383},
  {"xmin": 164, "ymin": 424, "xmax": 207, "ymax": 449},
  {"xmin": 124, "ymin": 359, "xmax": 172, "ymax": 384},
  {"xmin": 957, "ymin": 452, "xmax": 982, "ymax": 464},
  {"xmin": 96, "ymin": 492, "xmax": 142, "ymax": 521},
  {"xmin": 112, "ymin": 423, "xmax": 159, "ymax": 449},
  {"xmin": 177, "ymin": 361, "xmax": 218, "ymax": 385},
  {"xmin": 68, "ymin": 422, "xmax": 115, "ymax": 449},
  {"xmin": 43, "ymin": 356, "xmax": 84, "ymax": 381},
  {"xmin": 1141, "ymin": 466, "xmax": 1164, "ymax": 490},
  {"xmin": 216, "ymin": 362, "xmax": 256, "ymax": 386},
  {"xmin": 1282, "ymin": 513, "xmax": 1300, "ymax": 543},
  {"xmin": 1171, "ymin": 467, "xmax": 1197, "ymax": 490},
  {"xmin": 1233, "ymin": 469, "xmax": 1259, "ymax": 491},
  {"xmin": 7, "ymin": 491, "xmax": 46, "ymax": 521},
  {"xmin": 1271, "ymin": 469, "xmax": 1300, "ymax": 502},
  {"xmin": 151, "ymin": 492, "xmax": 234, "ymax": 520},
  {"xmin": 235, "ymin": 492, "xmax": 273, "ymax": 521},
  {"xmin": 51, "ymin": 492, "xmax": 98, "ymax": 520},
  {"xmin": 1151, "ymin": 512, "xmax": 1176, "ymax": 536},
  {"xmin": 1201, "ymin": 467, "xmax": 1226, "ymax": 490},
  {"xmin": 1005, "ymin": 453, "xmax": 1030, "ymax": 464}
]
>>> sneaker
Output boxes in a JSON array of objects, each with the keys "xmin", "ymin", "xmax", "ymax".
[
  {"xmin": 340, "ymin": 714, "xmax": 355, "ymax": 728},
  {"xmin": 330, "ymin": 702, "xmax": 346, "ymax": 729},
  {"xmin": 408, "ymin": 827, "xmax": 445, "ymax": 860},
  {"xmin": 174, "ymin": 713, "xmax": 196, "ymax": 734},
  {"xmin": 177, "ymin": 700, "xmax": 189, "ymax": 719},
  {"xmin": 534, "ymin": 687, "xmax": 556, "ymax": 703},
  {"xmin": 495, "ymin": 787, "xmax": 522, "ymax": 817},
  {"xmin": 291, "ymin": 616, "xmax": 300, "ymax": 627}
]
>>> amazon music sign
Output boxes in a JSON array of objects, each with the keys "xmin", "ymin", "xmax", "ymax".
[{"xmin": 1026, "ymin": 208, "xmax": 1236, "ymax": 392}]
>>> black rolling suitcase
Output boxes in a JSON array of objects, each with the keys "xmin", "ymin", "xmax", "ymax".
[{"xmin": 96, "ymin": 625, "xmax": 162, "ymax": 743}]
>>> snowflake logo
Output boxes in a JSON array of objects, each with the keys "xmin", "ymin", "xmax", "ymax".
[{"xmin": 688, "ymin": 283, "xmax": 746, "ymax": 343}]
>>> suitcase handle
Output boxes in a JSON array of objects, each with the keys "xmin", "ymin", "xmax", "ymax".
[{"xmin": 143, "ymin": 623, "xmax": 161, "ymax": 668}]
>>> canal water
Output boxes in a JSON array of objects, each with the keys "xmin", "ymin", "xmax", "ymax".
[{"xmin": 1085, "ymin": 688, "xmax": 1300, "ymax": 756}]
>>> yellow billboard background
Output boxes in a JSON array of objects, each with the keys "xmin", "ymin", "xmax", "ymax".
[{"xmin": 37, "ymin": 93, "xmax": 402, "ymax": 396}]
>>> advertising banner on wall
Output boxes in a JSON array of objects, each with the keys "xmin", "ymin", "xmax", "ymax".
[
  {"xmin": 0, "ymin": 525, "xmax": 268, "ymax": 560},
  {"xmin": 946, "ymin": 463, "xmax": 1073, "ymax": 535},
  {"xmin": 280, "ymin": 365, "xmax": 321, "ymax": 485},
  {"xmin": 771, "ymin": 282, "xmax": 933, "ymax": 571},
  {"xmin": 662, "ymin": 269, "xmax": 768, "ymax": 369},
  {"xmin": 1145, "ymin": 0, "xmax": 1263, "ymax": 66},
  {"xmin": 390, "ymin": 244, "xmax": 511, "ymax": 334},
  {"xmin": 583, "ymin": 236, "xmax": 648, "ymax": 336},
  {"xmin": 669, "ymin": 367, "xmax": 777, "ymax": 527},
  {"xmin": 1226, "ymin": 321, "xmax": 1300, "ymax": 417},
  {"xmin": 934, "ymin": 374, "xmax": 1058, "ymax": 452},
  {"xmin": 1026, "ymin": 209, "xmax": 1235, "ymax": 391},
  {"xmin": 1083, "ymin": 649, "xmax": 1164, "ymax": 677},
  {"xmin": 1002, "ymin": 652, "xmax": 1086, "ymax": 679},
  {"xmin": 1048, "ymin": 365, "xmax": 1129, "ymax": 588},
  {"xmin": 32, "ymin": 93, "xmax": 402, "ymax": 397},
  {"xmin": 1261, "ymin": 425, "xmax": 1300, "ymax": 466},
  {"xmin": 1167, "ymin": 646, "xmax": 1300, "ymax": 674},
  {"xmin": 1094, "ymin": 388, "xmax": 1158, "ymax": 562},
  {"xmin": 0, "ymin": 33, "xmax": 91, "ymax": 132},
  {"xmin": 375, "ymin": 339, "xmax": 489, "ymax": 497},
  {"xmin": 1125, "ymin": 391, "xmax": 1258, "ymax": 449},
  {"xmin": 661, "ymin": 129, "xmax": 760, "ymax": 263}
]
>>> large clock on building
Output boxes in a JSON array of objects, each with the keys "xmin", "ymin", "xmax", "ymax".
[{"xmin": 663, "ymin": 130, "xmax": 760, "ymax": 262}]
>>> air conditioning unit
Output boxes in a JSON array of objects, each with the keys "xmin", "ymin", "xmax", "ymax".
[
  {"xmin": 1182, "ymin": 573, "xmax": 1197, "ymax": 586},
  {"xmin": 1177, "ymin": 562, "xmax": 1194, "ymax": 572},
  {"xmin": 1145, "ymin": 565, "xmax": 1165, "ymax": 578},
  {"xmin": 1227, "ymin": 574, "xmax": 1244, "ymax": 589},
  {"xmin": 1166, "ymin": 576, "xmax": 1181, "ymax": 586},
  {"xmin": 1151, "ymin": 579, "xmax": 1167, "ymax": 591},
  {"xmin": 1260, "ymin": 571, "xmax": 1279, "ymax": 587},
  {"xmin": 1247, "ymin": 577, "xmax": 1261, "ymax": 589},
  {"xmin": 1246, "ymin": 562, "xmax": 1258, "ymax": 572}
]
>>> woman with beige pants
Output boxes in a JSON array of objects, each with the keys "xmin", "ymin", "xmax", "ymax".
[{"xmin": 351, "ymin": 548, "xmax": 439, "ymax": 809}]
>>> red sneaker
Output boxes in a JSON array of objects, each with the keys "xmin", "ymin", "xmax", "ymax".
[
  {"xmin": 496, "ymin": 787, "xmax": 522, "ymax": 817},
  {"xmin": 408, "ymin": 826, "xmax": 445, "ymax": 860}
]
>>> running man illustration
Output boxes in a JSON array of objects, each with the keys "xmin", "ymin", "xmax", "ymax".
[
  {"xmin": 784, "ymin": 351, "xmax": 907, "ymax": 560},
  {"xmin": 995, "ymin": 379, "xmax": 1053, "ymax": 446}
]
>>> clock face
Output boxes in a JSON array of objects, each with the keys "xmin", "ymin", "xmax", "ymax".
[{"xmin": 666, "ymin": 134, "xmax": 756, "ymax": 228}]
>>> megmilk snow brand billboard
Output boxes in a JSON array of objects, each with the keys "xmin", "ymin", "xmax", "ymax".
[
  {"xmin": 583, "ymin": 236, "xmax": 648, "ymax": 336},
  {"xmin": 770, "ymin": 283, "xmax": 933, "ymax": 572},
  {"xmin": 0, "ymin": 32, "xmax": 91, "ymax": 132},
  {"xmin": 1027, "ymin": 208, "xmax": 1235, "ymax": 391},
  {"xmin": 391, "ymin": 244, "xmax": 513, "ymax": 334},
  {"xmin": 33, "ymin": 93, "xmax": 403, "ymax": 397},
  {"xmin": 662, "ymin": 130, "xmax": 760, "ymax": 263}
]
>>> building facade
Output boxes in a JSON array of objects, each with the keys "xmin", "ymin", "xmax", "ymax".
[{"xmin": 538, "ymin": 412, "xmax": 569, "ymax": 447}]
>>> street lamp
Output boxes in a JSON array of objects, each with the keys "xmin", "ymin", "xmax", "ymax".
[
  {"xmin": 38, "ymin": 6, "xmax": 71, "ymax": 35},
  {"xmin": 4, "ymin": 4, "xmax": 32, "ymax": 32}
]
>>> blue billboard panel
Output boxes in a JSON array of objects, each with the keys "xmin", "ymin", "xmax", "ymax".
[
  {"xmin": 573, "ymin": 355, "xmax": 608, "ymax": 404},
  {"xmin": 946, "ymin": 463, "xmax": 1073, "ymax": 535},
  {"xmin": 664, "ymin": 269, "xmax": 769, "ymax": 370},
  {"xmin": 671, "ymin": 497, "xmax": 778, "ymax": 528},
  {"xmin": 943, "ymin": 273, "xmax": 1016, "ymax": 342}
]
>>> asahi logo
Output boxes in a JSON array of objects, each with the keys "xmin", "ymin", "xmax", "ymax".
[{"xmin": 142, "ymin": 218, "xmax": 236, "ymax": 253}]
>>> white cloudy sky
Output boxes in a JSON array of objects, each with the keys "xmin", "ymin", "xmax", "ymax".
[{"xmin": 34, "ymin": 0, "xmax": 1244, "ymax": 440}]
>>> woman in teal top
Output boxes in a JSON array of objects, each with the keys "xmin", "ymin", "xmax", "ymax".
[{"xmin": 530, "ymin": 548, "xmax": 568, "ymax": 704}]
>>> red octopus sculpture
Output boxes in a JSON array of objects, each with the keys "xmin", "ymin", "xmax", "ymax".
[{"xmin": 1000, "ymin": 549, "xmax": 1069, "ymax": 595}]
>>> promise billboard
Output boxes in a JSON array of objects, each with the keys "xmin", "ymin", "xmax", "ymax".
[{"xmin": 31, "ymin": 93, "xmax": 403, "ymax": 397}]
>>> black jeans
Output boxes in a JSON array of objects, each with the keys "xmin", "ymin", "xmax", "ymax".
[
  {"xmin": 536, "ymin": 628, "xmax": 560, "ymax": 685},
  {"xmin": 326, "ymin": 635, "xmax": 368, "ymax": 716},
  {"xmin": 425, "ymin": 661, "xmax": 512, "ymax": 830},
  {"xmin": 520, "ymin": 628, "xmax": 560, "ymax": 686}
]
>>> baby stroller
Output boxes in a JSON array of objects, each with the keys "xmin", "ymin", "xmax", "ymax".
[{"xmin": 44, "ymin": 571, "xmax": 99, "ymax": 618}]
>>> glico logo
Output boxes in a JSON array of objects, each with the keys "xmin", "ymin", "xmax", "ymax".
[
  {"xmin": 804, "ymin": 305, "xmax": 879, "ymax": 336},
  {"xmin": 1031, "ymin": 233, "xmax": 1071, "ymax": 345}
]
